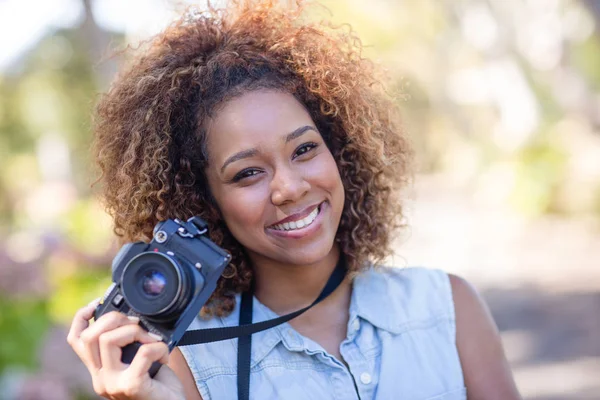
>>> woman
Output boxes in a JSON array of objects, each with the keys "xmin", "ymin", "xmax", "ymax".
[{"xmin": 67, "ymin": 1, "xmax": 521, "ymax": 399}]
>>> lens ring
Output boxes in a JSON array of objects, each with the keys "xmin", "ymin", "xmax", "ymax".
[{"xmin": 120, "ymin": 252, "xmax": 185, "ymax": 318}]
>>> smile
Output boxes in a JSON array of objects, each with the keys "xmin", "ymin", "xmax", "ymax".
[{"xmin": 270, "ymin": 205, "xmax": 321, "ymax": 231}]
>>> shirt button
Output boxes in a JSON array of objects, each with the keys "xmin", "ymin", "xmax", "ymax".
[
  {"xmin": 360, "ymin": 372, "xmax": 372, "ymax": 385},
  {"xmin": 352, "ymin": 319, "xmax": 360, "ymax": 332}
]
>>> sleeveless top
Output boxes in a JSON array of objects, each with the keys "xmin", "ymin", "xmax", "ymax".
[{"xmin": 178, "ymin": 266, "xmax": 467, "ymax": 400}]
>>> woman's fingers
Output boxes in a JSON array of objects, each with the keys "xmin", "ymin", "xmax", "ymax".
[
  {"xmin": 128, "ymin": 341, "xmax": 171, "ymax": 379},
  {"xmin": 98, "ymin": 324, "xmax": 163, "ymax": 371},
  {"xmin": 67, "ymin": 298, "xmax": 101, "ymax": 367},
  {"xmin": 67, "ymin": 298, "xmax": 99, "ymax": 346},
  {"xmin": 67, "ymin": 303, "xmax": 183, "ymax": 400},
  {"xmin": 79, "ymin": 311, "xmax": 140, "ymax": 371}
]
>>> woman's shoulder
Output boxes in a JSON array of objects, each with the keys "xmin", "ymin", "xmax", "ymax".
[
  {"xmin": 443, "ymin": 275, "xmax": 521, "ymax": 398},
  {"xmin": 355, "ymin": 265, "xmax": 454, "ymax": 302},
  {"xmin": 363, "ymin": 264, "xmax": 452, "ymax": 288},
  {"xmin": 351, "ymin": 265, "xmax": 457, "ymax": 333}
]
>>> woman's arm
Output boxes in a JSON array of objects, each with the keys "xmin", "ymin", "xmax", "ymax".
[
  {"xmin": 168, "ymin": 348, "xmax": 204, "ymax": 400},
  {"xmin": 449, "ymin": 274, "xmax": 521, "ymax": 400}
]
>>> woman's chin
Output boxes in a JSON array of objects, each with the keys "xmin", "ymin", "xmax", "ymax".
[{"xmin": 278, "ymin": 240, "xmax": 339, "ymax": 267}]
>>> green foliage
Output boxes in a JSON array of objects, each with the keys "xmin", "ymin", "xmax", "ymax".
[
  {"xmin": 60, "ymin": 198, "xmax": 114, "ymax": 255},
  {"xmin": 47, "ymin": 262, "xmax": 112, "ymax": 326},
  {"xmin": 0, "ymin": 298, "xmax": 50, "ymax": 374},
  {"xmin": 511, "ymin": 139, "xmax": 567, "ymax": 216},
  {"xmin": 570, "ymin": 34, "xmax": 600, "ymax": 91}
]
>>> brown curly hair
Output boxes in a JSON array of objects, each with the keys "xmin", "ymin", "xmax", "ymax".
[{"xmin": 93, "ymin": 0, "xmax": 411, "ymax": 317}]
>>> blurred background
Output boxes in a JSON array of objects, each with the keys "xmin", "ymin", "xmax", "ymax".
[{"xmin": 0, "ymin": 0, "xmax": 599, "ymax": 398}]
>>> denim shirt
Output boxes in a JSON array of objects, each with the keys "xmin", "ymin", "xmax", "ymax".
[{"xmin": 178, "ymin": 267, "xmax": 466, "ymax": 400}]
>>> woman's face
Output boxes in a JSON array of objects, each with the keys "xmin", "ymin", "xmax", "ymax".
[{"xmin": 204, "ymin": 89, "xmax": 345, "ymax": 267}]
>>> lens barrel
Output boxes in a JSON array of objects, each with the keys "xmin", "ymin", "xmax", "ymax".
[{"xmin": 120, "ymin": 252, "xmax": 192, "ymax": 321}]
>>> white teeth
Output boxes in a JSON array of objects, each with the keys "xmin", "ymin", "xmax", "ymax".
[{"xmin": 272, "ymin": 206, "xmax": 320, "ymax": 231}]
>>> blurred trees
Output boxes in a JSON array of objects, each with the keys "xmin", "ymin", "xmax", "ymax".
[
  {"xmin": 0, "ymin": 1, "xmax": 119, "ymax": 397},
  {"xmin": 318, "ymin": 0, "xmax": 600, "ymax": 216}
]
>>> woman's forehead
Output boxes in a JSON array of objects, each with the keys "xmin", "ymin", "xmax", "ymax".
[{"xmin": 205, "ymin": 89, "xmax": 315, "ymax": 155}]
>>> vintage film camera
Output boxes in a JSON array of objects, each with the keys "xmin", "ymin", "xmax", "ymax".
[{"xmin": 94, "ymin": 216, "xmax": 231, "ymax": 376}]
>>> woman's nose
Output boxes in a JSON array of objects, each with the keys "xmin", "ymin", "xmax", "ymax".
[{"xmin": 270, "ymin": 166, "xmax": 311, "ymax": 205}]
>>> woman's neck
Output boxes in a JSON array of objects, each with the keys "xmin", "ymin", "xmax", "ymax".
[{"xmin": 249, "ymin": 245, "xmax": 343, "ymax": 315}]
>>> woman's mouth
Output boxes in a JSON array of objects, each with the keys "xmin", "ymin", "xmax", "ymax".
[
  {"xmin": 266, "ymin": 202, "xmax": 326, "ymax": 239},
  {"xmin": 270, "ymin": 205, "xmax": 320, "ymax": 231}
]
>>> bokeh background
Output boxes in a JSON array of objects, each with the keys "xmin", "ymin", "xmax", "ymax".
[{"xmin": 1, "ymin": 0, "xmax": 599, "ymax": 399}]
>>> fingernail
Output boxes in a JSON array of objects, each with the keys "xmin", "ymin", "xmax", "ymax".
[
  {"xmin": 148, "ymin": 332, "xmax": 163, "ymax": 341},
  {"xmin": 127, "ymin": 315, "xmax": 140, "ymax": 323},
  {"xmin": 88, "ymin": 297, "xmax": 101, "ymax": 307}
]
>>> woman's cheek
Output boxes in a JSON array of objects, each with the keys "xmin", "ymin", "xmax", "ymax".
[
  {"xmin": 221, "ymin": 185, "xmax": 269, "ymax": 229},
  {"xmin": 312, "ymin": 154, "xmax": 342, "ymax": 188}
]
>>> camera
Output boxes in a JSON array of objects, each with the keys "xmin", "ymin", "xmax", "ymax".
[{"xmin": 94, "ymin": 216, "xmax": 231, "ymax": 377}]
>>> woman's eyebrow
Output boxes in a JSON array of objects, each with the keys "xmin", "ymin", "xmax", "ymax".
[
  {"xmin": 285, "ymin": 125, "xmax": 317, "ymax": 143},
  {"xmin": 221, "ymin": 148, "xmax": 259, "ymax": 173},
  {"xmin": 220, "ymin": 125, "xmax": 318, "ymax": 173}
]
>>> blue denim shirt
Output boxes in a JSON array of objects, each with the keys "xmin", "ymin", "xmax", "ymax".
[{"xmin": 179, "ymin": 267, "xmax": 466, "ymax": 399}]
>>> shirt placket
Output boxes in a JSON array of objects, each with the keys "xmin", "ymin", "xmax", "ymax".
[
  {"xmin": 284, "ymin": 326, "xmax": 361, "ymax": 400},
  {"xmin": 340, "ymin": 317, "xmax": 377, "ymax": 400}
]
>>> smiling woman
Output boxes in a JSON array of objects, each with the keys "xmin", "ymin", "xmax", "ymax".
[
  {"xmin": 66, "ymin": 1, "xmax": 520, "ymax": 399},
  {"xmin": 92, "ymin": 0, "xmax": 410, "ymax": 318}
]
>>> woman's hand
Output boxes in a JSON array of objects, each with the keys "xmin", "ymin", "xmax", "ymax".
[{"xmin": 67, "ymin": 299, "xmax": 185, "ymax": 400}]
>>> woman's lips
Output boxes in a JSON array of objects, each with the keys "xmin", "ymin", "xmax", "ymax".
[
  {"xmin": 269, "ymin": 202, "xmax": 321, "ymax": 227},
  {"xmin": 266, "ymin": 201, "xmax": 326, "ymax": 239}
]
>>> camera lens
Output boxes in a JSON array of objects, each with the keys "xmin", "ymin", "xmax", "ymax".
[
  {"xmin": 120, "ymin": 252, "xmax": 192, "ymax": 321},
  {"xmin": 142, "ymin": 270, "xmax": 167, "ymax": 296}
]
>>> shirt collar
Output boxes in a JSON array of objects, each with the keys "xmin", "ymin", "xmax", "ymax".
[
  {"xmin": 225, "ymin": 266, "xmax": 405, "ymax": 367},
  {"xmin": 350, "ymin": 266, "xmax": 405, "ymax": 334},
  {"xmin": 221, "ymin": 294, "xmax": 308, "ymax": 368}
]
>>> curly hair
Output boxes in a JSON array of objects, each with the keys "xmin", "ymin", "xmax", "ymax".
[{"xmin": 93, "ymin": 0, "xmax": 412, "ymax": 317}]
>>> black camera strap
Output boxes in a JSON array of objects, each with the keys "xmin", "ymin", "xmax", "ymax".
[{"xmin": 178, "ymin": 256, "xmax": 347, "ymax": 400}]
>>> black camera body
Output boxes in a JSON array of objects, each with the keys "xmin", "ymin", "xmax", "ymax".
[{"xmin": 94, "ymin": 216, "xmax": 231, "ymax": 376}]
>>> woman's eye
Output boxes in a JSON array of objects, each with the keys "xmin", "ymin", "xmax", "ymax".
[
  {"xmin": 232, "ymin": 168, "xmax": 261, "ymax": 182},
  {"xmin": 293, "ymin": 142, "xmax": 318, "ymax": 159}
]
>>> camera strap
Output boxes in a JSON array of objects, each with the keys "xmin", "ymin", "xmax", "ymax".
[{"xmin": 178, "ymin": 255, "xmax": 347, "ymax": 400}]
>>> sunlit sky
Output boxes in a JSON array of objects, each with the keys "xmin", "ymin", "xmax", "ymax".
[{"xmin": 0, "ymin": 0, "xmax": 203, "ymax": 72}]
